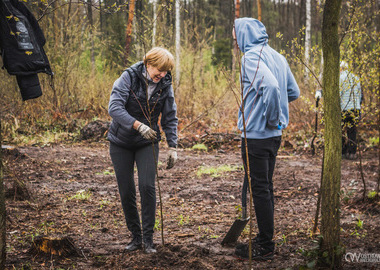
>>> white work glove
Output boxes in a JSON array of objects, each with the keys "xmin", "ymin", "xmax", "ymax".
[
  {"xmin": 166, "ymin": 147, "xmax": 177, "ymax": 169},
  {"xmin": 137, "ymin": 123, "xmax": 157, "ymax": 140},
  {"xmin": 315, "ymin": 89, "xmax": 322, "ymax": 100}
]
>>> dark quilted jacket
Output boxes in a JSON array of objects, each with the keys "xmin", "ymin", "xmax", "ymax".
[{"xmin": 108, "ymin": 62, "xmax": 178, "ymax": 150}]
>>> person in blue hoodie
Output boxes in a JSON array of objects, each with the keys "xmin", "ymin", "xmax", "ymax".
[{"xmin": 233, "ymin": 18, "xmax": 300, "ymax": 261}]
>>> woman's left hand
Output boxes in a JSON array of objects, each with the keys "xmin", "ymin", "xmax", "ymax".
[{"xmin": 166, "ymin": 147, "xmax": 177, "ymax": 169}]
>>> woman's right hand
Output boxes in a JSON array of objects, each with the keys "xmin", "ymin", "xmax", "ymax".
[{"xmin": 137, "ymin": 123, "xmax": 157, "ymax": 140}]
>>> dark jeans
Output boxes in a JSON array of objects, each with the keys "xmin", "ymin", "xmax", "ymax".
[
  {"xmin": 342, "ymin": 110, "xmax": 360, "ymax": 155},
  {"xmin": 241, "ymin": 136, "xmax": 281, "ymax": 252},
  {"xmin": 110, "ymin": 142, "xmax": 159, "ymax": 242}
]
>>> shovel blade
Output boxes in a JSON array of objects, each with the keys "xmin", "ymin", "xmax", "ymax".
[{"xmin": 221, "ymin": 217, "xmax": 250, "ymax": 246}]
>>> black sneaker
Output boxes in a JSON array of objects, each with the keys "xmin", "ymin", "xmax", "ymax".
[
  {"xmin": 144, "ymin": 240, "xmax": 157, "ymax": 254},
  {"xmin": 125, "ymin": 236, "xmax": 142, "ymax": 252},
  {"xmin": 235, "ymin": 236, "xmax": 259, "ymax": 252},
  {"xmin": 235, "ymin": 244, "xmax": 274, "ymax": 261}
]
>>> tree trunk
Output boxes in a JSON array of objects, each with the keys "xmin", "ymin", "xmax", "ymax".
[
  {"xmin": 152, "ymin": 0, "xmax": 157, "ymax": 46},
  {"xmin": 0, "ymin": 118, "xmax": 6, "ymax": 269},
  {"xmin": 87, "ymin": 0, "xmax": 95, "ymax": 68},
  {"xmin": 232, "ymin": 0, "xmax": 240, "ymax": 75},
  {"xmin": 378, "ymin": 59, "xmax": 380, "ymax": 194},
  {"xmin": 125, "ymin": 0, "xmax": 136, "ymax": 66},
  {"xmin": 314, "ymin": 1, "xmax": 322, "ymax": 48},
  {"xmin": 320, "ymin": 0, "xmax": 343, "ymax": 268},
  {"xmin": 52, "ymin": 0, "xmax": 58, "ymax": 47},
  {"xmin": 175, "ymin": 0, "xmax": 180, "ymax": 90},
  {"xmin": 257, "ymin": 0, "xmax": 261, "ymax": 21},
  {"xmin": 235, "ymin": 0, "xmax": 240, "ymax": 18},
  {"xmin": 286, "ymin": 1, "xmax": 290, "ymax": 43},
  {"xmin": 305, "ymin": 0, "xmax": 311, "ymax": 77},
  {"xmin": 136, "ymin": 0, "xmax": 144, "ymax": 58},
  {"xmin": 171, "ymin": 0, "xmax": 176, "ymax": 45},
  {"xmin": 167, "ymin": 0, "xmax": 174, "ymax": 39},
  {"xmin": 99, "ymin": 0, "xmax": 103, "ymax": 34},
  {"xmin": 242, "ymin": 0, "xmax": 248, "ymax": 17},
  {"xmin": 377, "ymin": 0, "xmax": 380, "ymax": 195}
]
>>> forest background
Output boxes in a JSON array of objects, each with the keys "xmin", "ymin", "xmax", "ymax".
[{"xmin": 0, "ymin": 0, "xmax": 379, "ymax": 149}]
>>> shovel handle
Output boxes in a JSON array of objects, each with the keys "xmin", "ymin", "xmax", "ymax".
[{"xmin": 241, "ymin": 175, "xmax": 249, "ymax": 219}]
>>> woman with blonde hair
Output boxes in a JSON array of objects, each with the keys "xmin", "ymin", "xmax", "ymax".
[{"xmin": 108, "ymin": 47, "xmax": 178, "ymax": 253}]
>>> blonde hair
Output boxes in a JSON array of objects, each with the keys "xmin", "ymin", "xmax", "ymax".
[{"xmin": 143, "ymin": 47, "xmax": 174, "ymax": 71}]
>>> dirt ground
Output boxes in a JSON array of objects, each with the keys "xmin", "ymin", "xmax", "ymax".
[{"xmin": 3, "ymin": 140, "xmax": 379, "ymax": 269}]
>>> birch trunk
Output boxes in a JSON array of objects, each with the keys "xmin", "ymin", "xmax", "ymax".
[
  {"xmin": 305, "ymin": 0, "xmax": 311, "ymax": 77},
  {"xmin": 152, "ymin": 0, "xmax": 157, "ymax": 46}
]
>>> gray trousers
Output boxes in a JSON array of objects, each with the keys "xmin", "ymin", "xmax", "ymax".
[{"xmin": 110, "ymin": 142, "xmax": 159, "ymax": 241}]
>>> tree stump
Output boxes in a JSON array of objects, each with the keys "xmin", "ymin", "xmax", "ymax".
[{"xmin": 29, "ymin": 236, "xmax": 81, "ymax": 257}]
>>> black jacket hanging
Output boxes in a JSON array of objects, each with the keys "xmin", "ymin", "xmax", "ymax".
[{"xmin": 0, "ymin": 0, "xmax": 52, "ymax": 100}]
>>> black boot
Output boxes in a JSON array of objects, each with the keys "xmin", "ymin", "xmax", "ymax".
[
  {"xmin": 143, "ymin": 238, "xmax": 157, "ymax": 254},
  {"xmin": 235, "ymin": 244, "xmax": 274, "ymax": 261},
  {"xmin": 125, "ymin": 235, "xmax": 142, "ymax": 251}
]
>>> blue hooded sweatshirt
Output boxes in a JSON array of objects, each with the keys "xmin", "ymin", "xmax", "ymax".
[{"xmin": 234, "ymin": 18, "xmax": 300, "ymax": 139}]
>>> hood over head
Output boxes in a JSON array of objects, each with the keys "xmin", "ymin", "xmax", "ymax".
[{"xmin": 234, "ymin": 18, "xmax": 268, "ymax": 53}]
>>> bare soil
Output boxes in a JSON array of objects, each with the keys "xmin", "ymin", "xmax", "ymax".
[{"xmin": 3, "ymin": 141, "xmax": 379, "ymax": 269}]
